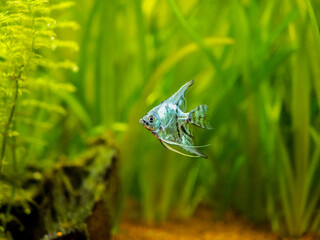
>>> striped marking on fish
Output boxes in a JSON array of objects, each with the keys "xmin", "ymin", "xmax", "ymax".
[
  {"xmin": 176, "ymin": 115, "xmax": 181, "ymax": 139},
  {"xmin": 181, "ymin": 125, "xmax": 193, "ymax": 139}
]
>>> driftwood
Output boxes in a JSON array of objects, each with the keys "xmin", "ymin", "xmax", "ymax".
[{"xmin": 0, "ymin": 132, "xmax": 119, "ymax": 240}]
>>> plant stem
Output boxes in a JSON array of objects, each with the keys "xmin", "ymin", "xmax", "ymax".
[{"xmin": 0, "ymin": 76, "xmax": 20, "ymax": 173}]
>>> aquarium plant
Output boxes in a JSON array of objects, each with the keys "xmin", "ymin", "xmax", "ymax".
[
  {"xmin": 72, "ymin": 0, "xmax": 320, "ymax": 237},
  {"xmin": 0, "ymin": 0, "xmax": 77, "ymax": 236}
]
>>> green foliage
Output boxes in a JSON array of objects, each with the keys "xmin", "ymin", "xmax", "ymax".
[
  {"xmin": 71, "ymin": 0, "xmax": 320, "ymax": 237},
  {"xmin": 0, "ymin": 0, "xmax": 77, "ymax": 172},
  {"xmin": 0, "ymin": 0, "xmax": 78, "ymax": 235},
  {"xmin": 1, "ymin": 0, "xmax": 320, "ymax": 238}
]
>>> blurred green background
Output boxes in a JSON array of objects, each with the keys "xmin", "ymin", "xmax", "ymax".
[{"xmin": 1, "ymin": 0, "xmax": 320, "ymax": 237}]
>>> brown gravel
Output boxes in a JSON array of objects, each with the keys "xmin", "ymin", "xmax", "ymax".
[{"xmin": 113, "ymin": 207, "xmax": 319, "ymax": 240}]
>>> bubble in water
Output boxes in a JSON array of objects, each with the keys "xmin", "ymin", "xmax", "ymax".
[{"xmin": 51, "ymin": 37, "xmax": 55, "ymax": 40}]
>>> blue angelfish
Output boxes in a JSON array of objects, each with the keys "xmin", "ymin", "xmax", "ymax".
[{"xmin": 139, "ymin": 80, "xmax": 211, "ymax": 158}]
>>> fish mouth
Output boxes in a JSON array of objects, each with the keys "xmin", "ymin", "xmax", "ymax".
[{"xmin": 140, "ymin": 118, "xmax": 153, "ymax": 131}]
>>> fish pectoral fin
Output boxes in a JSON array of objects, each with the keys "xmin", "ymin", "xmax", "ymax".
[
  {"xmin": 162, "ymin": 114, "xmax": 175, "ymax": 130},
  {"xmin": 159, "ymin": 140, "xmax": 200, "ymax": 158}
]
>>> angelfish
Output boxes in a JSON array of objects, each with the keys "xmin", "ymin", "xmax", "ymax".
[{"xmin": 139, "ymin": 80, "xmax": 211, "ymax": 158}]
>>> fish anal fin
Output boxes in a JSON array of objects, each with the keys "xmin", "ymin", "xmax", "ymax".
[
  {"xmin": 159, "ymin": 140, "xmax": 200, "ymax": 158},
  {"xmin": 160, "ymin": 138, "xmax": 210, "ymax": 148}
]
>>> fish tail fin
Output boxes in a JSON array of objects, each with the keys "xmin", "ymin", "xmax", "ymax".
[{"xmin": 189, "ymin": 105, "xmax": 212, "ymax": 129}]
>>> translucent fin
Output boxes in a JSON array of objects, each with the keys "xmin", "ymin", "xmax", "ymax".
[
  {"xmin": 189, "ymin": 105, "xmax": 212, "ymax": 129},
  {"xmin": 160, "ymin": 140, "xmax": 200, "ymax": 158},
  {"xmin": 161, "ymin": 138, "xmax": 211, "ymax": 148},
  {"xmin": 164, "ymin": 80, "xmax": 193, "ymax": 110},
  {"xmin": 179, "ymin": 98, "xmax": 187, "ymax": 112}
]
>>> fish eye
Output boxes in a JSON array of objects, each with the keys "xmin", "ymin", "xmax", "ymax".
[{"xmin": 148, "ymin": 115, "xmax": 154, "ymax": 123}]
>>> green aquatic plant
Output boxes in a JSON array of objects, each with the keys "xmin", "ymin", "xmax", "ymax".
[
  {"xmin": 0, "ymin": 0, "xmax": 77, "ymax": 172},
  {"xmin": 0, "ymin": 0, "xmax": 78, "ymax": 236},
  {"xmin": 210, "ymin": 0, "xmax": 320, "ymax": 236},
  {"xmin": 275, "ymin": 0, "xmax": 320, "ymax": 236},
  {"xmin": 52, "ymin": 0, "xmax": 320, "ymax": 237}
]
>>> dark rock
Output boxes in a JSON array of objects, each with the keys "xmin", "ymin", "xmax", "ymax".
[{"xmin": 1, "ymin": 133, "xmax": 119, "ymax": 240}]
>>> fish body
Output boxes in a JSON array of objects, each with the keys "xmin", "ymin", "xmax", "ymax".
[{"xmin": 139, "ymin": 80, "xmax": 211, "ymax": 158}]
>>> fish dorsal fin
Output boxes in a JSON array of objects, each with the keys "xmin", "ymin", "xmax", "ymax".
[
  {"xmin": 179, "ymin": 98, "xmax": 187, "ymax": 112},
  {"xmin": 160, "ymin": 140, "xmax": 200, "ymax": 158},
  {"xmin": 164, "ymin": 80, "xmax": 193, "ymax": 111}
]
